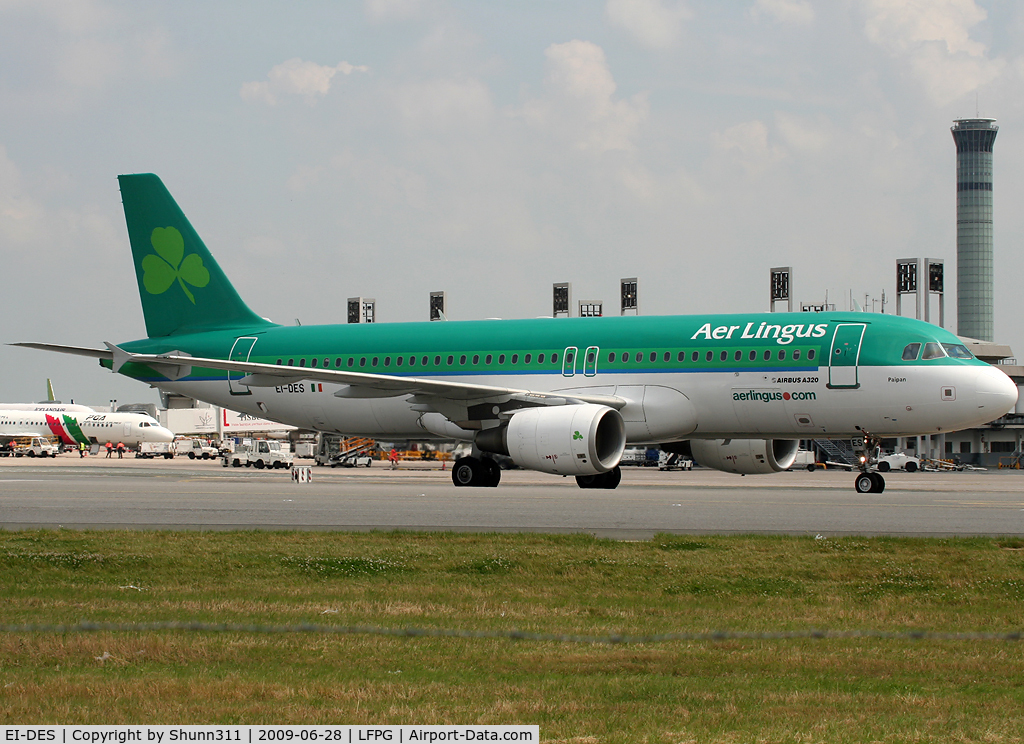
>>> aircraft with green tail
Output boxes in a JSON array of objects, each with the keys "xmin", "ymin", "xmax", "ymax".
[{"xmin": 14, "ymin": 174, "xmax": 1018, "ymax": 493}]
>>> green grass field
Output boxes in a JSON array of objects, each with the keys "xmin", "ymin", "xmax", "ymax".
[{"xmin": 2, "ymin": 530, "xmax": 1024, "ymax": 742}]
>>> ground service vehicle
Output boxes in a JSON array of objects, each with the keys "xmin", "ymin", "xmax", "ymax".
[
  {"xmin": 876, "ymin": 451, "xmax": 920, "ymax": 472},
  {"xmin": 18, "ymin": 437, "xmax": 60, "ymax": 458},
  {"xmin": 175, "ymin": 438, "xmax": 219, "ymax": 459},
  {"xmin": 137, "ymin": 441, "xmax": 174, "ymax": 459},
  {"xmin": 17, "ymin": 174, "xmax": 1019, "ymax": 495},
  {"xmin": 224, "ymin": 440, "xmax": 293, "ymax": 469}
]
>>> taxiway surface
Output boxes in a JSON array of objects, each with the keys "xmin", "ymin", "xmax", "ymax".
[{"xmin": 2, "ymin": 457, "xmax": 1023, "ymax": 537}]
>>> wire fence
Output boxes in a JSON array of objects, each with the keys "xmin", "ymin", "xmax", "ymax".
[{"xmin": 2, "ymin": 621, "xmax": 1022, "ymax": 644}]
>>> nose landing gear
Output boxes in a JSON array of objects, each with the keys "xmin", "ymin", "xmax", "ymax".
[{"xmin": 853, "ymin": 430, "xmax": 885, "ymax": 493}]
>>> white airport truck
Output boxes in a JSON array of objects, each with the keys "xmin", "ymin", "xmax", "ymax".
[
  {"xmin": 223, "ymin": 439, "xmax": 294, "ymax": 469},
  {"xmin": 16, "ymin": 437, "xmax": 60, "ymax": 458},
  {"xmin": 137, "ymin": 442, "xmax": 174, "ymax": 459},
  {"xmin": 174, "ymin": 438, "xmax": 220, "ymax": 459}
]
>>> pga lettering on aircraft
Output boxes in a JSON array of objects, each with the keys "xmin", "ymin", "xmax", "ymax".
[{"xmin": 691, "ymin": 321, "xmax": 828, "ymax": 345}]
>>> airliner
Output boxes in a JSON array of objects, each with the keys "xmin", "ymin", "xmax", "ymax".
[
  {"xmin": 0, "ymin": 379, "xmax": 95, "ymax": 413},
  {"xmin": 14, "ymin": 174, "xmax": 1018, "ymax": 493},
  {"xmin": 0, "ymin": 409, "xmax": 174, "ymax": 448}
]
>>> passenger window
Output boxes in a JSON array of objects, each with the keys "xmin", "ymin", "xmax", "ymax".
[
  {"xmin": 808, "ymin": 349, "xmax": 816, "ymax": 360},
  {"xmin": 778, "ymin": 350, "xmax": 785, "ymax": 360},
  {"xmin": 720, "ymin": 351, "xmax": 727, "ymax": 361},
  {"xmin": 347, "ymin": 358, "xmax": 354, "ymax": 368},
  {"xmin": 311, "ymin": 358, "xmax": 318, "ymax": 367},
  {"xmin": 705, "ymin": 351, "xmax": 713, "ymax": 362},
  {"xmin": 396, "ymin": 357, "xmax": 403, "ymax": 366},
  {"xmin": 608, "ymin": 352, "xmax": 616, "ymax": 363},
  {"xmin": 793, "ymin": 350, "xmax": 800, "ymax": 360},
  {"xmin": 300, "ymin": 359, "xmax": 306, "ymax": 367},
  {"xmin": 460, "ymin": 355, "xmax": 467, "ymax": 365},
  {"xmin": 677, "ymin": 351, "xmax": 685, "ymax": 362},
  {"xmin": 748, "ymin": 350, "xmax": 756, "ymax": 361},
  {"xmin": 538, "ymin": 354, "xmax": 545, "ymax": 364},
  {"xmin": 922, "ymin": 342, "xmax": 946, "ymax": 360},
  {"xmin": 734, "ymin": 350, "xmax": 742, "ymax": 361},
  {"xmin": 359, "ymin": 358, "xmax": 366, "ymax": 367},
  {"xmin": 473, "ymin": 355, "xmax": 480, "ymax": 365},
  {"xmin": 372, "ymin": 357, "xmax": 379, "ymax": 367},
  {"xmin": 447, "ymin": 355, "xmax": 454, "ymax": 365},
  {"xmin": 763, "ymin": 350, "xmax": 771, "ymax": 361},
  {"xmin": 691, "ymin": 351, "xmax": 699, "ymax": 362},
  {"xmin": 525, "ymin": 354, "xmax": 532, "ymax": 364},
  {"xmin": 276, "ymin": 359, "xmax": 282, "ymax": 365},
  {"xmin": 288, "ymin": 359, "xmax": 294, "ymax": 366},
  {"xmin": 336, "ymin": 358, "xmax": 342, "ymax": 367},
  {"xmin": 902, "ymin": 343, "xmax": 921, "ymax": 361},
  {"xmin": 587, "ymin": 351, "xmax": 595, "ymax": 363},
  {"xmin": 434, "ymin": 356, "xmax": 441, "ymax": 365},
  {"xmin": 384, "ymin": 357, "xmax": 391, "ymax": 367},
  {"xmin": 512, "ymin": 354, "xmax": 519, "ymax": 364},
  {"xmin": 649, "ymin": 352, "xmax": 656, "ymax": 363},
  {"xmin": 498, "ymin": 354, "xmax": 504, "ymax": 364}
]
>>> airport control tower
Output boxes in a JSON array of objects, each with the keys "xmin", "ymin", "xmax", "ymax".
[{"xmin": 951, "ymin": 118, "xmax": 998, "ymax": 342}]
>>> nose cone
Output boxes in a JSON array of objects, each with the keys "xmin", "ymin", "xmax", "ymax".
[
  {"xmin": 976, "ymin": 365, "xmax": 1018, "ymax": 418},
  {"xmin": 154, "ymin": 426, "xmax": 175, "ymax": 443}
]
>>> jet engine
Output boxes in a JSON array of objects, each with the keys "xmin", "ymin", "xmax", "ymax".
[
  {"xmin": 688, "ymin": 438, "xmax": 799, "ymax": 475},
  {"xmin": 475, "ymin": 404, "xmax": 626, "ymax": 476}
]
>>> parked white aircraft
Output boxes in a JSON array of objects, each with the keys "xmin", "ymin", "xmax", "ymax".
[{"xmin": 0, "ymin": 409, "xmax": 174, "ymax": 448}]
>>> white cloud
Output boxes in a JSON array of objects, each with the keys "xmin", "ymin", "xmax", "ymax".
[
  {"xmin": 774, "ymin": 112, "xmax": 833, "ymax": 153},
  {"xmin": 240, "ymin": 58, "xmax": 368, "ymax": 106},
  {"xmin": 0, "ymin": 146, "xmax": 46, "ymax": 244},
  {"xmin": 750, "ymin": 0, "xmax": 814, "ymax": 26},
  {"xmin": 711, "ymin": 120, "xmax": 784, "ymax": 174},
  {"xmin": 520, "ymin": 40, "xmax": 649, "ymax": 153},
  {"xmin": 391, "ymin": 78, "xmax": 494, "ymax": 130},
  {"xmin": 365, "ymin": 0, "xmax": 425, "ymax": 23},
  {"xmin": 606, "ymin": 0, "xmax": 691, "ymax": 49},
  {"xmin": 862, "ymin": 0, "xmax": 1004, "ymax": 104}
]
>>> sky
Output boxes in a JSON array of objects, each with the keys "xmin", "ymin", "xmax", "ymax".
[{"xmin": 2, "ymin": 0, "xmax": 1023, "ymax": 407}]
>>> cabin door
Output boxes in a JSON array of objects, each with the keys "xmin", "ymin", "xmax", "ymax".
[
  {"xmin": 827, "ymin": 323, "xmax": 866, "ymax": 389},
  {"xmin": 228, "ymin": 337, "xmax": 259, "ymax": 396}
]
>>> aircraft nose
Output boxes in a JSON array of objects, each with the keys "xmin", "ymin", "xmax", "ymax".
[
  {"xmin": 976, "ymin": 366, "xmax": 1018, "ymax": 418},
  {"xmin": 156, "ymin": 426, "xmax": 175, "ymax": 443}
]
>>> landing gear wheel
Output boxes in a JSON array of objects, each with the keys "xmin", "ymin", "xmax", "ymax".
[
  {"xmin": 480, "ymin": 458, "xmax": 501, "ymax": 487},
  {"xmin": 855, "ymin": 472, "xmax": 885, "ymax": 493},
  {"xmin": 576, "ymin": 466, "xmax": 622, "ymax": 490},
  {"xmin": 452, "ymin": 457, "xmax": 481, "ymax": 487}
]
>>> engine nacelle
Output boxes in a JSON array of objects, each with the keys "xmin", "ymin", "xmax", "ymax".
[
  {"xmin": 476, "ymin": 404, "xmax": 626, "ymax": 476},
  {"xmin": 689, "ymin": 438, "xmax": 799, "ymax": 475}
]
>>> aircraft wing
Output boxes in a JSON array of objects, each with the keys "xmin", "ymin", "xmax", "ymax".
[{"xmin": 11, "ymin": 342, "xmax": 626, "ymax": 410}]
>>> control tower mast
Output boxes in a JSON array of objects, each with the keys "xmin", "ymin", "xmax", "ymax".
[{"xmin": 951, "ymin": 118, "xmax": 998, "ymax": 341}]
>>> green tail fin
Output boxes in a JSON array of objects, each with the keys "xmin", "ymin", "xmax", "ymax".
[{"xmin": 118, "ymin": 173, "xmax": 275, "ymax": 338}]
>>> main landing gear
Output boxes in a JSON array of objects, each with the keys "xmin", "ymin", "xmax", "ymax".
[
  {"xmin": 575, "ymin": 466, "xmax": 622, "ymax": 490},
  {"xmin": 451, "ymin": 456, "xmax": 501, "ymax": 488}
]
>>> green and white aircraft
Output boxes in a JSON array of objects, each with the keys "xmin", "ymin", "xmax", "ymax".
[{"xmin": 15, "ymin": 174, "xmax": 1019, "ymax": 493}]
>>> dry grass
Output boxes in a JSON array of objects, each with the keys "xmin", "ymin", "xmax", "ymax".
[{"xmin": 1, "ymin": 530, "xmax": 1024, "ymax": 741}]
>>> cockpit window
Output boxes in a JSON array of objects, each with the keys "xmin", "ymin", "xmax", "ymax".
[
  {"xmin": 942, "ymin": 343, "xmax": 974, "ymax": 359},
  {"xmin": 921, "ymin": 342, "xmax": 946, "ymax": 360},
  {"xmin": 901, "ymin": 343, "xmax": 921, "ymax": 361}
]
